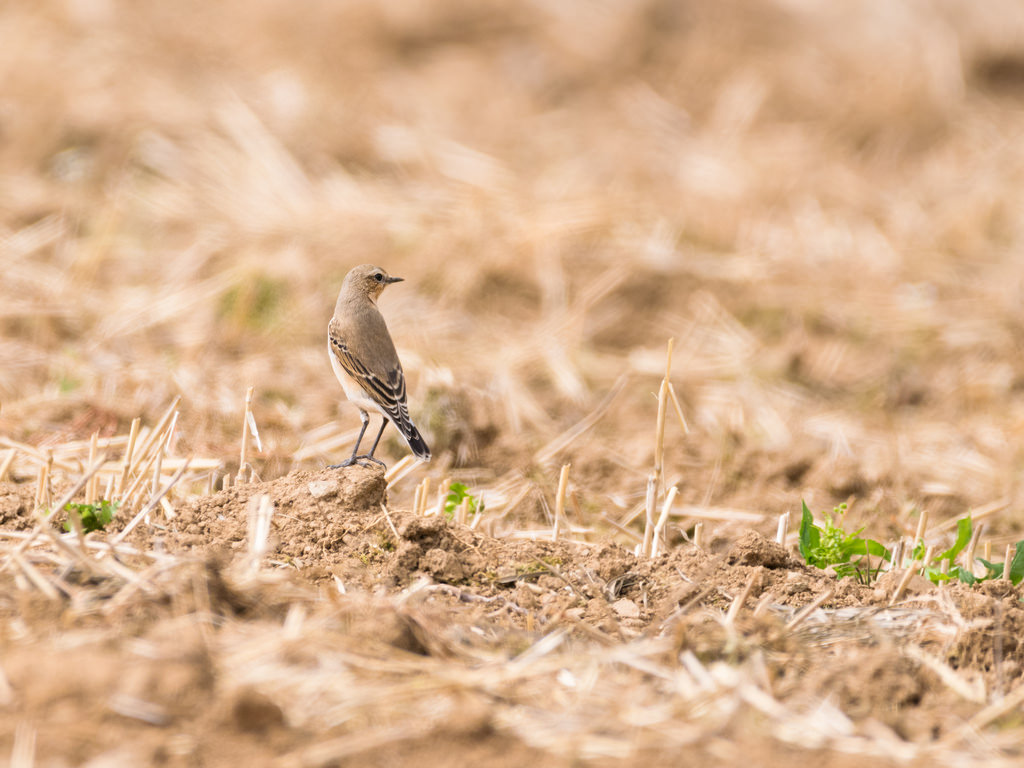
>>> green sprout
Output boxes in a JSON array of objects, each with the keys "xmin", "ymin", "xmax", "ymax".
[
  {"xmin": 916, "ymin": 516, "xmax": 1024, "ymax": 586},
  {"xmin": 798, "ymin": 501, "xmax": 890, "ymax": 584},
  {"xmin": 799, "ymin": 501, "xmax": 1024, "ymax": 587},
  {"xmin": 444, "ymin": 482, "xmax": 481, "ymax": 518},
  {"xmin": 63, "ymin": 499, "xmax": 119, "ymax": 534}
]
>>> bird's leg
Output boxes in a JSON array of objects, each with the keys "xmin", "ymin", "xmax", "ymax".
[
  {"xmin": 357, "ymin": 419, "xmax": 389, "ymax": 467},
  {"xmin": 329, "ymin": 410, "xmax": 369, "ymax": 468}
]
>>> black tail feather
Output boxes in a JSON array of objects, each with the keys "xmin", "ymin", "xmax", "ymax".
[{"xmin": 401, "ymin": 423, "xmax": 431, "ymax": 461}]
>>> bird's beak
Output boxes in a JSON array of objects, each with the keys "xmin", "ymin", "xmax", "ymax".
[{"xmin": 386, "ymin": 276, "xmax": 404, "ymax": 284}]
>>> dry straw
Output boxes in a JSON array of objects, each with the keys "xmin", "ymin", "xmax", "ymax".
[
  {"xmin": 890, "ymin": 545, "xmax": 935, "ymax": 606},
  {"xmin": 246, "ymin": 494, "xmax": 275, "ymax": 572},
  {"xmin": 552, "ymin": 463, "xmax": 570, "ymax": 542},
  {"xmin": 786, "ymin": 588, "xmax": 835, "ymax": 632},
  {"xmin": 113, "ymin": 458, "xmax": 193, "ymax": 544},
  {"xmin": 85, "ymin": 432, "xmax": 99, "ymax": 505},
  {"xmin": 693, "ymin": 521, "xmax": 706, "ymax": 550},
  {"xmin": 434, "ymin": 477, "xmax": 452, "ymax": 517},
  {"xmin": 726, "ymin": 570, "xmax": 759, "ymax": 624},
  {"xmin": 0, "ymin": 449, "xmax": 15, "ymax": 482},
  {"xmin": 115, "ymin": 417, "xmax": 141, "ymax": 498},
  {"xmin": 651, "ymin": 485, "xmax": 678, "ymax": 558},
  {"xmin": 417, "ymin": 477, "xmax": 430, "ymax": 516},
  {"xmin": 237, "ymin": 385, "xmax": 261, "ymax": 484},
  {"xmin": 640, "ymin": 338, "xmax": 692, "ymax": 558},
  {"xmin": 775, "ymin": 511, "xmax": 790, "ymax": 547},
  {"xmin": 962, "ymin": 522, "xmax": 984, "ymax": 577},
  {"xmin": 913, "ymin": 509, "xmax": 929, "ymax": 547},
  {"xmin": 641, "ymin": 472, "xmax": 657, "ymax": 557},
  {"xmin": 11, "ymin": 452, "xmax": 108, "ymax": 558}
]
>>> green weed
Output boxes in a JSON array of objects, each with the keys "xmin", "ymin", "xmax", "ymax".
[
  {"xmin": 798, "ymin": 501, "xmax": 889, "ymax": 583},
  {"xmin": 63, "ymin": 499, "xmax": 119, "ymax": 533},
  {"xmin": 444, "ymin": 482, "xmax": 481, "ymax": 517},
  {"xmin": 798, "ymin": 500, "xmax": 1024, "ymax": 586},
  {"xmin": 916, "ymin": 517, "xmax": 1024, "ymax": 586}
]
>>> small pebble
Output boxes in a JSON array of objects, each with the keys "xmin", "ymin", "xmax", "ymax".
[
  {"xmin": 611, "ymin": 598, "xmax": 640, "ymax": 619},
  {"xmin": 308, "ymin": 480, "xmax": 338, "ymax": 499}
]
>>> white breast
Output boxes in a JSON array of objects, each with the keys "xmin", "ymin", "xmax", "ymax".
[{"xmin": 328, "ymin": 342, "xmax": 383, "ymax": 416}]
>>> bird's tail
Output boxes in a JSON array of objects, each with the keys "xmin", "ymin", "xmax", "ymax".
[{"xmin": 398, "ymin": 419, "xmax": 431, "ymax": 461}]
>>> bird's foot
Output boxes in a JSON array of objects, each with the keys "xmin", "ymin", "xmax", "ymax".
[
  {"xmin": 354, "ymin": 454, "xmax": 387, "ymax": 468},
  {"xmin": 329, "ymin": 455, "xmax": 386, "ymax": 469}
]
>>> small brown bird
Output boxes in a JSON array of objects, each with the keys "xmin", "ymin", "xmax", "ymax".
[{"xmin": 327, "ymin": 264, "xmax": 430, "ymax": 467}]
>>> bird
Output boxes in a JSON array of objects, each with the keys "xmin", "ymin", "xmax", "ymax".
[{"xmin": 327, "ymin": 264, "xmax": 431, "ymax": 468}]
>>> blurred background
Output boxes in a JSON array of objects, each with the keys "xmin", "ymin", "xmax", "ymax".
[{"xmin": 4, "ymin": 0, "xmax": 1024, "ymax": 541}]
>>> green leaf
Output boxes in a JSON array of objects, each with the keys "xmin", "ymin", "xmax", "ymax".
[
  {"xmin": 976, "ymin": 558, "xmax": 1003, "ymax": 579},
  {"xmin": 938, "ymin": 517, "xmax": 972, "ymax": 562},
  {"xmin": 444, "ymin": 482, "xmax": 479, "ymax": 518},
  {"xmin": 838, "ymin": 537, "xmax": 890, "ymax": 561},
  {"xmin": 798, "ymin": 500, "xmax": 820, "ymax": 562},
  {"xmin": 911, "ymin": 541, "xmax": 926, "ymax": 561},
  {"xmin": 1009, "ymin": 540, "xmax": 1024, "ymax": 585},
  {"xmin": 923, "ymin": 565, "xmax": 951, "ymax": 583},
  {"xmin": 948, "ymin": 565, "xmax": 976, "ymax": 585},
  {"xmin": 63, "ymin": 499, "xmax": 118, "ymax": 534}
]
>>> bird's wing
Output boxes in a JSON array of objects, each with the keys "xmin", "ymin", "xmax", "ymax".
[{"xmin": 329, "ymin": 329, "xmax": 412, "ymax": 425}]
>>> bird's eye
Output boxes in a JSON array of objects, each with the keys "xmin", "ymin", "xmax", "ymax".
[{"xmin": 374, "ymin": 273, "xmax": 384, "ymax": 282}]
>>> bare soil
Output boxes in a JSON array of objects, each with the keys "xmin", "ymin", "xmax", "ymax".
[
  {"xmin": 5, "ymin": 0, "xmax": 1024, "ymax": 765},
  {"xmin": 3, "ymin": 469, "xmax": 1022, "ymax": 766}
]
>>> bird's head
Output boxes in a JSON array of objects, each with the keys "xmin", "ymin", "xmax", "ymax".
[{"xmin": 345, "ymin": 264, "xmax": 404, "ymax": 302}]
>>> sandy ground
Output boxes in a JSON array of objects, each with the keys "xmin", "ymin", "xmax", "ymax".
[
  {"xmin": 2, "ymin": 467, "xmax": 1023, "ymax": 766},
  {"xmin": 4, "ymin": 0, "xmax": 1024, "ymax": 765}
]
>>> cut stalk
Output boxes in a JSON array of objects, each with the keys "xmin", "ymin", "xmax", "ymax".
[
  {"xmin": 34, "ymin": 462, "xmax": 48, "ymax": 510},
  {"xmin": 642, "ymin": 472, "xmax": 657, "ymax": 557},
  {"xmin": 238, "ymin": 386, "xmax": 255, "ymax": 484},
  {"xmin": 667, "ymin": 382, "xmax": 689, "ymax": 434},
  {"xmin": 113, "ymin": 457, "xmax": 192, "ymax": 543},
  {"xmin": 85, "ymin": 432, "xmax": 99, "ymax": 505},
  {"xmin": 653, "ymin": 379, "xmax": 668, "ymax": 504},
  {"xmin": 115, "ymin": 417, "xmax": 141, "ymax": 499},
  {"xmin": 775, "ymin": 511, "xmax": 790, "ymax": 547},
  {"xmin": 651, "ymin": 485, "xmax": 678, "ymax": 558},
  {"xmin": 417, "ymin": 477, "xmax": 431, "ymax": 516},
  {"xmin": 132, "ymin": 397, "xmax": 181, "ymax": 475},
  {"xmin": 726, "ymin": 571, "xmax": 759, "ymax": 624},
  {"xmin": 889, "ymin": 539, "xmax": 904, "ymax": 572},
  {"xmin": 435, "ymin": 477, "xmax": 452, "ymax": 517},
  {"xmin": 786, "ymin": 588, "xmax": 834, "ymax": 631},
  {"xmin": 963, "ymin": 522, "xmax": 984, "ymax": 577},
  {"xmin": 0, "ymin": 449, "xmax": 16, "ymax": 482},
  {"xmin": 552, "ymin": 463, "xmax": 570, "ymax": 543},
  {"xmin": 913, "ymin": 509, "xmax": 929, "ymax": 547},
  {"xmin": 13, "ymin": 451, "xmax": 108, "ymax": 557},
  {"xmin": 151, "ymin": 410, "xmax": 177, "ymax": 499},
  {"xmin": 890, "ymin": 546, "xmax": 933, "ymax": 606}
]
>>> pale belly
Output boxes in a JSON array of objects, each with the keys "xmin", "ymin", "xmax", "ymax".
[{"xmin": 328, "ymin": 342, "xmax": 384, "ymax": 416}]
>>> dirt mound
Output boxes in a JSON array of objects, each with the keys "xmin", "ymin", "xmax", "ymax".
[
  {"xmin": 146, "ymin": 465, "xmax": 387, "ymax": 569},
  {"xmin": 142, "ymin": 470, "xmax": 872, "ymax": 637}
]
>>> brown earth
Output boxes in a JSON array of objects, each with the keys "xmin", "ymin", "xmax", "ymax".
[
  {"xmin": 3, "ymin": 469, "xmax": 1023, "ymax": 767},
  {"xmin": 5, "ymin": 0, "xmax": 1024, "ymax": 766}
]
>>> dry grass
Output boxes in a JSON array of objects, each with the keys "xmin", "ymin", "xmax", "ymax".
[{"xmin": 5, "ymin": 0, "xmax": 1024, "ymax": 764}]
